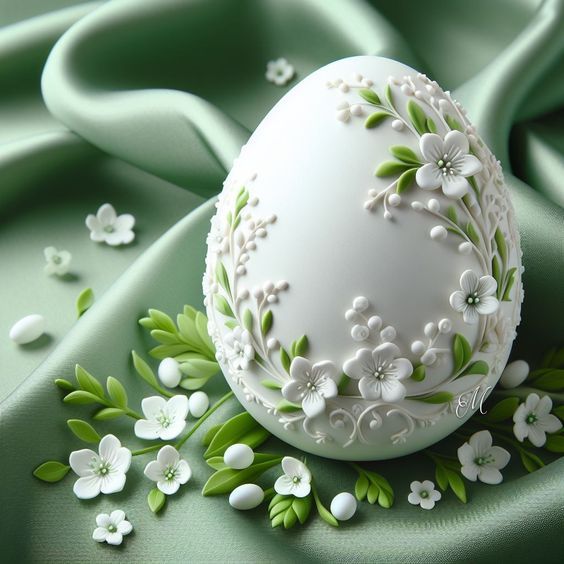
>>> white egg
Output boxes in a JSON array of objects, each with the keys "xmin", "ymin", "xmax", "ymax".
[
  {"xmin": 330, "ymin": 492, "xmax": 357, "ymax": 521},
  {"xmin": 224, "ymin": 443, "xmax": 254, "ymax": 469},
  {"xmin": 204, "ymin": 56, "xmax": 522, "ymax": 461},
  {"xmin": 499, "ymin": 360, "xmax": 529, "ymax": 389},
  {"xmin": 157, "ymin": 357, "xmax": 182, "ymax": 388},
  {"xmin": 228, "ymin": 483, "xmax": 264, "ymax": 510},
  {"xmin": 188, "ymin": 391, "xmax": 209, "ymax": 418},
  {"xmin": 9, "ymin": 314, "xmax": 45, "ymax": 345}
]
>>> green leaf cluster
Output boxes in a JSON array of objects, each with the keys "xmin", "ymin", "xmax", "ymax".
[
  {"xmin": 354, "ymin": 466, "xmax": 394, "ymax": 508},
  {"xmin": 269, "ymin": 493, "xmax": 312, "ymax": 529}
]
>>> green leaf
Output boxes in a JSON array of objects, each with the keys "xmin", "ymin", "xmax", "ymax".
[
  {"xmin": 461, "ymin": 360, "xmax": 489, "ymax": 377},
  {"xmin": 179, "ymin": 376, "xmax": 211, "ymax": 390},
  {"xmin": 390, "ymin": 145, "xmax": 420, "ymax": 165},
  {"xmin": 234, "ymin": 187, "xmax": 249, "ymax": 218},
  {"xmin": 243, "ymin": 309, "xmax": 253, "ymax": 332},
  {"xmin": 292, "ymin": 496, "xmax": 312, "ymax": 525},
  {"xmin": 215, "ymin": 261, "xmax": 231, "ymax": 298},
  {"xmin": 312, "ymin": 487, "xmax": 339, "ymax": 527},
  {"xmin": 520, "ymin": 450, "xmax": 544, "ymax": 473},
  {"xmin": 106, "ymin": 376, "xmax": 128, "ymax": 409},
  {"xmin": 206, "ymin": 456, "xmax": 228, "ymax": 470},
  {"xmin": 176, "ymin": 313, "xmax": 199, "ymax": 345},
  {"xmin": 54, "ymin": 378, "xmax": 74, "ymax": 392},
  {"xmin": 377, "ymin": 488, "xmax": 393, "ymax": 509},
  {"xmin": 411, "ymin": 364, "xmax": 426, "ymax": 382},
  {"xmin": 453, "ymin": 333, "xmax": 472, "ymax": 373},
  {"xmin": 385, "ymin": 83, "xmax": 394, "ymax": 107},
  {"xmin": 261, "ymin": 310, "xmax": 273, "ymax": 335},
  {"xmin": 214, "ymin": 295, "xmax": 235, "ymax": 318},
  {"xmin": 131, "ymin": 351, "xmax": 159, "ymax": 389},
  {"xmin": 366, "ymin": 483, "xmax": 379, "ymax": 504},
  {"xmin": 180, "ymin": 358, "xmax": 219, "ymax": 379},
  {"xmin": 271, "ymin": 511, "xmax": 286, "ymax": 528},
  {"xmin": 280, "ymin": 347, "xmax": 291, "ymax": 373},
  {"xmin": 75, "ymin": 365, "xmax": 104, "ymax": 398},
  {"xmin": 502, "ymin": 267, "xmax": 516, "ymax": 301},
  {"xmin": 545, "ymin": 434, "xmax": 564, "ymax": 453},
  {"xmin": 494, "ymin": 228, "xmax": 507, "ymax": 265},
  {"xmin": 337, "ymin": 373, "xmax": 350, "ymax": 394},
  {"xmin": 407, "ymin": 100, "xmax": 428, "ymax": 135},
  {"xmin": 396, "ymin": 168, "xmax": 417, "ymax": 193},
  {"xmin": 531, "ymin": 369, "xmax": 564, "ymax": 392},
  {"xmin": 358, "ymin": 88, "xmax": 381, "ymax": 105},
  {"xmin": 293, "ymin": 335, "xmax": 309, "ymax": 357},
  {"xmin": 202, "ymin": 423, "xmax": 222, "ymax": 446},
  {"xmin": 416, "ymin": 392, "xmax": 454, "ymax": 404},
  {"xmin": 202, "ymin": 456, "xmax": 281, "ymax": 496},
  {"xmin": 33, "ymin": 461, "xmax": 70, "ymax": 483},
  {"xmin": 492, "ymin": 256, "xmax": 502, "ymax": 296},
  {"xmin": 466, "ymin": 222, "xmax": 480, "ymax": 245},
  {"xmin": 150, "ymin": 330, "xmax": 179, "ymax": 345},
  {"xmin": 93, "ymin": 407, "xmax": 124, "ymax": 421},
  {"xmin": 542, "ymin": 347, "xmax": 564, "ymax": 369},
  {"xmin": 283, "ymin": 506, "xmax": 298, "ymax": 529},
  {"xmin": 261, "ymin": 379, "xmax": 282, "ymax": 390},
  {"xmin": 195, "ymin": 311, "xmax": 215, "ymax": 356},
  {"xmin": 445, "ymin": 114, "xmax": 463, "ymax": 131},
  {"xmin": 355, "ymin": 472, "xmax": 369, "ymax": 501},
  {"xmin": 138, "ymin": 316, "xmax": 156, "ymax": 330},
  {"xmin": 446, "ymin": 470, "xmax": 467, "ymax": 503},
  {"xmin": 365, "ymin": 111, "xmax": 390, "ymax": 129},
  {"xmin": 375, "ymin": 161, "xmax": 411, "ymax": 177},
  {"xmin": 426, "ymin": 117, "xmax": 437, "ymax": 133},
  {"xmin": 76, "ymin": 287, "xmax": 94, "ymax": 317},
  {"xmin": 435, "ymin": 464, "xmax": 448, "ymax": 491},
  {"xmin": 67, "ymin": 419, "xmax": 101, "ymax": 444},
  {"xmin": 269, "ymin": 494, "xmax": 292, "ymax": 515},
  {"xmin": 276, "ymin": 399, "xmax": 302, "ymax": 413},
  {"xmin": 148, "ymin": 309, "xmax": 177, "ymax": 333},
  {"xmin": 148, "ymin": 488, "xmax": 166, "ymax": 513},
  {"xmin": 446, "ymin": 206, "xmax": 458, "ymax": 224},
  {"xmin": 485, "ymin": 397, "xmax": 519, "ymax": 422},
  {"xmin": 149, "ymin": 344, "xmax": 191, "ymax": 359},
  {"xmin": 63, "ymin": 390, "xmax": 100, "ymax": 405}
]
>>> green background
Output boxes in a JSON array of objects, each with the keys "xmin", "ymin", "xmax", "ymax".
[{"xmin": 0, "ymin": 0, "xmax": 563, "ymax": 561}]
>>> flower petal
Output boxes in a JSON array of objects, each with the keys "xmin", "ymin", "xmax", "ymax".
[
  {"xmin": 175, "ymin": 459, "xmax": 192, "ymax": 484},
  {"xmin": 316, "ymin": 376, "xmax": 338, "ymax": 399},
  {"xmin": 358, "ymin": 376, "xmax": 381, "ymax": 400},
  {"xmin": 73, "ymin": 475, "xmax": 101, "ymax": 499},
  {"xmin": 117, "ymin": 520, "xmax": 133, "ymax": 535},
  {"xmin": 449, "ymin": 291, "xmax": 467, "ymax": 313},
  {"xmin": 421, "ymin": 480, "xmax": 435, "ymax": 491},
  {"xmin": 111, "ymin": 447, "xmax": 132, "ymax": 474},
  {"xmin": 462, "ymin": 305, "xmax": 479, "ymax": 324},
  {"xmin": 312, "ymin": 360, "xmax": 338, "ymax": 383},
  {"xmin": 475, "ymin": 296, "xmax": 499, "ymax": 315},
  {"xmin": 460, "ymin": 464, "xmax": 479, "ymax": 482},
  {"xmin": 289, "ymin": 356, "xmax": 312, "ymax": 382},
  {"xmin": 158, "ymin": 479, "xmax": 180, "ymax": 495},
  {"xmin": 407, "ymin": 492, "xmax": 421, "ymax": 505},
  {"xmin": 43, "ymin": 246, "xmax": 57, "ymax": 260},
  {"xmin": 159, "ymin": 419, "xmax": 186, "ymax": 440},
  {"xmin": 525, "ymin": 393, "xmax": 540, "ymax": 411},
  {"xmin": 167, "ymin": 395, "xmax": 189, "ymax": 420},
  {"xmin": 96, "ymin": 513, "xmax": 111, "ymax": 528},
  {"xmin": 85, "ymin": 215, "xmax": 101, "ymax": 232},
  {"xmin": 105, "ymin": 231, "xmax": 128, "ymax": 246},
  {"xmin": 419, "ymin": 498, "xmax": 436, "ymax": 510},
  {"xmin": 69, "ymin": 449, "xmax": 98, "ymax": 477},
  {"xmin": 380, "ymin": 379, "xmax": 406, "ymax": 403},
  {"xmin": 489, "ymin": 446, "xmax": 511, "ymax": 469},
  {"xmin": 292, "ymin": 481, "xmax": 311, "ymax": 498},
  {"xmin": 457, "ymin": 443, "xmax": 475, "ymax": 466},
  {"xmin": 513, "ymin": 420, "xmax": 528, "ymax": 442},
  {"xmin": 460, "ymin": 270, "xmax": 478, "ymax": 295},
  {"xmin": 281, "ymin": 456, "xmax": 304, "ymax": 478},
  {"xmin": 99, "ymin": 434, "xmax": 122, "ymax": 460},
  {"xmin": 535, "ymin": 395, "xmax": 553, "ymax": 417},
  {"xmin": 110, "ymin": 510, "xmax": 125, "ymax": 524},
  {"xmin": 281, "ymin": 380, "xmax": 304, "ymax": 403},
  {"xmin": 97, "ymin": 203, "xmax": 117, "ymax": 226},
  {"xmin": 114, "ymin": 214, "xmax": 135, "ymax": 232},
  {"xmin": 100, "ymin": 470, "xmax": 126, "ymax": 494},
  {"xmin": 457, "ymin": 154, "xmax": 482, "ymax": 177},
  {"xmin": 301, "ymin": 392, "xmax": 325, "ymax": 418},
  {"xmin": 141, "ymin": 396, "xmax": 167, "ymax": 419},
  {"xmin": 157, "ymin": 445, "xmax": 180, "ymax": 467},
  {"xmin": 92, "ymin": 527, "xmax": 108, "ymax": 543},
  {"xmin": 469, "ymin": 430, "xmax": 492, "ymax": 455},
  {"xmin": 144, "ymin": 460, "xmax": 163, "ymax": 482},
  {"xmin": 343, "ymin": 349, "xmax": 372, "ymax": 380},
  {"xmin": 391, "ymin": 358, "xmax": 413, "ymax": 380},
  {"xmin": 478, "ymin": 467, "xmax": 503, "ymax": 485},
  {"xmin": 373, "ymin": 342, "xmax": 400, "ymax": 365},
  {"xmin": 274, "ymin": 474, "xmax": 294, "ymax": 496},
  {"xmin": 134, "ymin": 419, "xmax": 162, "ymax": 440},
  {"xmin": 527, "ymin": 425, "xmax": 546, "ymax": 447},
  {"xmin": 416, "ymin": 163, "xmax": 442, "ymax": 190},
  {"xmin": 444, "ymin": 129, "xmax": 469, "ymax": 156},
  {"xmin": 539, "ymin": 413, "xmax": 562, "ymax": 434},
  {"xmin": 477, "ymin": 275, "xmax": 497, "ymax": 298},
  {"xmin": 442, "ymin": 174, "xmax": 469, "ymax": 199},
  {"xmin": 430, "ymin": 490, "xmax": 442, "ymax": 502},
  {"xmin": 105, "ymin": 532, "xmax": 123, "ymax": 546},
  {"xmin": 419, "ymin": 133, "xmax": 444, "ymax": 162}
]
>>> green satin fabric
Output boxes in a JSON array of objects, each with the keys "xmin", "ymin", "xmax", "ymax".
[{"xmin": 1, "ymin": 0, "xmax": 563, "ymax": 561}]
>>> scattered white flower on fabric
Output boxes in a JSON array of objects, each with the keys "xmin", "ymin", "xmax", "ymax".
[
  {"xmin": 69, "ymin": 434, "xmax": 131, "ymax": 499},
  {"xmin": 43, "ymin": 246, "xmax": 72, "ymax": 276},
  {"xmin": 265, "ymin": 58, "xmax": 294, "ymax": 86},
  {"xmin": 144, "ymin": 445, "xmax": 192, "ymax": 495},
  {"xmin": 449, "ymin": 269, "xmax": 499, "ymax": 324},
  {"xmin": 85, "ymin": 203, "xmax": 135, "ymax": 246},
  {"xmin": 407, "ymin": 480, "xmax": 441, "ymax": 510},
  {"xmin": 134, "ymin": 395, "xmax": 189, "ymax": 440},
  {"xmin": 92, "ymin": 510, "xmax": 132, "ymax": 546},
  {"xmin": 274, "ymin": 456, "xmax": 311, "ymax": 498},
  {"xmin": 457, "ymin": 430, "xmax": 510, "ymax": 484},
  {"xmin": 513, "ymin": 393, "xmax": 561, "ymax": 447}
]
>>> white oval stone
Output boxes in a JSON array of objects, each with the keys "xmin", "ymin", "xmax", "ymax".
[
  {"xmin": 224, "ymin": 443, "xmax": 255, "ymax": 469},
  {"xmin": 499, "ymin": 360, "xmax": 529, "ymax": 389},
  {"xmin": 330, "ymin": 492, "xmax": 357, "ymax": 521},
  {"xmin": 9, "ymin": 314, "xmax": 45, "ymax": 345},
  {"xmin": 229, "ymin": 483, "xmax": 264, "ymax": 510},
  {"xmin": 157, "ymin": 357, "xmax": 182, "ymax": 388},
  {"xmin": 189, "ymin": 391, "xmax": 209, "ymax": 418}
]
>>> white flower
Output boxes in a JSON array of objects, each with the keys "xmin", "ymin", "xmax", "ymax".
[
  {"xmin": 457, "ymin": 430, "xmax": 510, "ymax": 484},
  {"xmin": 206, "ymin": 215, "xmax": 229, "ymax": 255},
  {"xmin": 144, "ymin": 445, "xmax": 192, "ymax": 495},
  {"xmin": 85, "ymin": 203, "xmax": 135, "ymax": 246},
  {"xmin": 69, "ymin": 434, "xmax": 131, "ymax": 499},
  {"xmin": 92, "ymin": 510, "xmax": 132, "ymax": 546},
  {"xmin": 513, "ymin": 393, "xmax": 562, "ymax": 447},
  {"xmin": 343, "ymin": 343, "xmax": 413, "ymax": 402},
  {"xmin": 224, "ymin": 326, "xmax": 255, "ymax": 370},
  {"xmin": 282, "ymin": 357, "xmax": 338, "ymax": 418},
  {"xmin": 43, "ymin": 246, "xmax": 72, "ymax": 276},
  {"xmin": 416, "ymin": 131, "xmax": 482, "ymax": 198},
  {"xmin": 265, "ymin": 58, "xmax": 294, "ymax": 86},
  {"xmin": 407, "ymin": 480, "xmax": 441, "ymax": 510},
  {"xmin": 274, "ymin": 456, "xmax": 311, "ymax": 498},
  {"xmin": 335, "ymin": 101, "xmax": 363, "ymax": 123},
  {"xmin": 450, "ymin": 269, "xmax": 499, "ymax": 324},
  {"xmin": 134, "ymin": 395, "xmax": 189, "ymax": 441}
]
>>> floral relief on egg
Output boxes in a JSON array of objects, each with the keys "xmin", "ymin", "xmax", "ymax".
[{"xmin": 203, "ymin": 56, "xmax": 523, "ymax": 461}]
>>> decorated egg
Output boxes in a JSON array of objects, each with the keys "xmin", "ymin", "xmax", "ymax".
[{"xmin": 203, "ymin": 56, "xmax": 523, "ymax": 461}]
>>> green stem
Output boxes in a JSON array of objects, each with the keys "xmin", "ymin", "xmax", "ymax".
[
  {"xmin": 124, "ymin": 407, "xmax": 143, "ymax": 420},
  {"xmin": 132, "ymin": 444, "xmax": 166, "ymax": 457},
  {"xmin": 348, "ymin": 462, "xmax": 366, "ymax": 476}
]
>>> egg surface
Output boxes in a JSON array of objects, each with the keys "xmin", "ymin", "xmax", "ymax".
[{"xmin": 203, "ymin": 56, "xmax": 522, "ymax": 460}]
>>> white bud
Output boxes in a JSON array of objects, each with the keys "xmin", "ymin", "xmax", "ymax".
[
  {"xmin": 420, "ymin": 350, "xmax": 437, "ymax": 366},
  {"xmin": 411, "ymin": 201, "xmax": 424, "ymax": 211},
  {"xmin": 430, "ymin": 225, "xmax": 447, "ymax": 241},
  {"xmin": 345, "ymin": 309, "xmax": 361, "ymax": 322},
  {"xmin": 458, "ymin": 242, "xmax": 473, "ymax": 254},
  {"xmin": 351, "ymin": 325, "xmax": 370, "ymax": 342},
  {"xmin": 158, "ymin": 357, "xmax": 182, "ymax": 388},
  {"xmin": 427, "ymin": 198, "xmax": 440, "ymax": 213},
  {"xmin": 391, "ymin": 119, "xmax": 404, "ymax": 131},
  {"xmin": 380, "ymin": 326, "xmax": 396, "ymax": 342},
  {"xmin": 438, "ymin": 318, "xmax": 452, "ymax": 333},
  {"xmin": 499, "ymin": 360, "xmax": 529, "ymax": 389},
  {"xmin": 388, "ymin": 193, "xmax": 401, "ymax": 207},
  {"xmin": 424, "ymin": 322, "xmax": 437, "ymax": 338},
  {"xmin": 352, "ymin": 296, "xmax": 369, "ymax": 312},
  {"xmin": 411, "ymin": 340, "xmax": 426, "ymax": 355},
  {"xmin": 367, "ymin": 315, "xmax": 382, "ymax": 331}
]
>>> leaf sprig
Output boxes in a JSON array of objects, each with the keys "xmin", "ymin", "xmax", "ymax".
[{"xmin": 351, "ymin": 463, "xmax": 394, "ymax": 508}]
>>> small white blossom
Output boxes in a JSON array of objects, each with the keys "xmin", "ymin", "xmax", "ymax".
[
  {"xmin": 134, "ymin": 395, "xmax": 189, "ymax": 441},
  {"xmin": 450, "ymin": 269, "xmax": 499, "ymax": 324},
  {"xmin": 416, "ymin": 131, "xmax": 482, "ymax": 198},
  {"xmin": 282, "ymin": 357, "xmax": 338, "ymax": 418},
  {"xmin": 43, "ymin": 246, "xmax": 72, "ymax": 276},
  {"xmin": 407, "ymin": 480, "xmax": 441, "ymax": 510},
  {"xmin": 224, "ymin": 326, "xmax": 255, "ymax": 370},
  {"xmin": 144, "ymin": 445, "xmax": 192, "ymax": 495},
  {"xmin": 265, "ymin": 58, "xmax": 294, "ymax": 86},
  {"xmin": 457, "ymin": 430, "xmax": 510, "ymax": 484},
  {"xmin": 274, "ymin": 457, "xmax": 311, "ymax": 498},
  {"xmin": 69, "ymin": 434, "xmax": 131, "ymax": 499},
  {"xmin": 85, "ymin": 203, "xmax": 135, "ymax": 246},
  {"xmin": 513, "ymin": 393, "xmax": 562, "ymax": 447},
  {"xmin": 92, "ymin": 510, "xmax": 132, "ymax": 546}
]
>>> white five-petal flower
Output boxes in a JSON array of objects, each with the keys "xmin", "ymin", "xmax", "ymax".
[
  {"xmin": 134, "ymin": 395, "xmax": 189, "ymax": 441},
  {"xmin": 513, "ymin": 393, "xmax": 562, "ymax": 447},
  {"xmin": 457, "ymin": 430, "xmax": 510, "ymax": 484},
  {"xmin": 43, "ymin": 246, "xmax": 72, "ymax": 276},
  {"xmin": 92, "ymin": 510, "xmax": 133, "ymax": 546},
  {"xmin": 407, "ymin": 480, "xmax": 441, "ymax": 510},
  {"xmin": 69, "ymin": 434, "xmax": 132, "ymax": 499},
  {"xmin": 282, "ymin": 357, "xmax": 338, "ymax": 418},
  {"xmin": 274, "ymin": 456, "xmax": 312, "ymax": 498},
  {"xmin": 265, "ymin": 58, "xmax": 294, "ymax": 86},
  {"xmin": 416, "ymin": 130, "xmax": 482, "ymax": 198},
  {"xmin": 449, "ymin": 269, "xmax": 499, "ymax": 324},
  {"xmin": 86, "ymin": 203, "xmax": 135, "ymax": 246},
  {"xmin": 144, "ymin": 445, "xmax": 192, "ymax": 495},
  {"xmin": 343, "ymin": 343, "xmax": 413, "ymax": 402},
  {"xmin": 224, "ymin": 326, "xmax": 255, "ymax": 371}
]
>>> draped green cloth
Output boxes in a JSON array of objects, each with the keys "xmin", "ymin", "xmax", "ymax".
[{"xmin": 1, "ymin": 0, "xmax": 563, "ymax": 561}]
